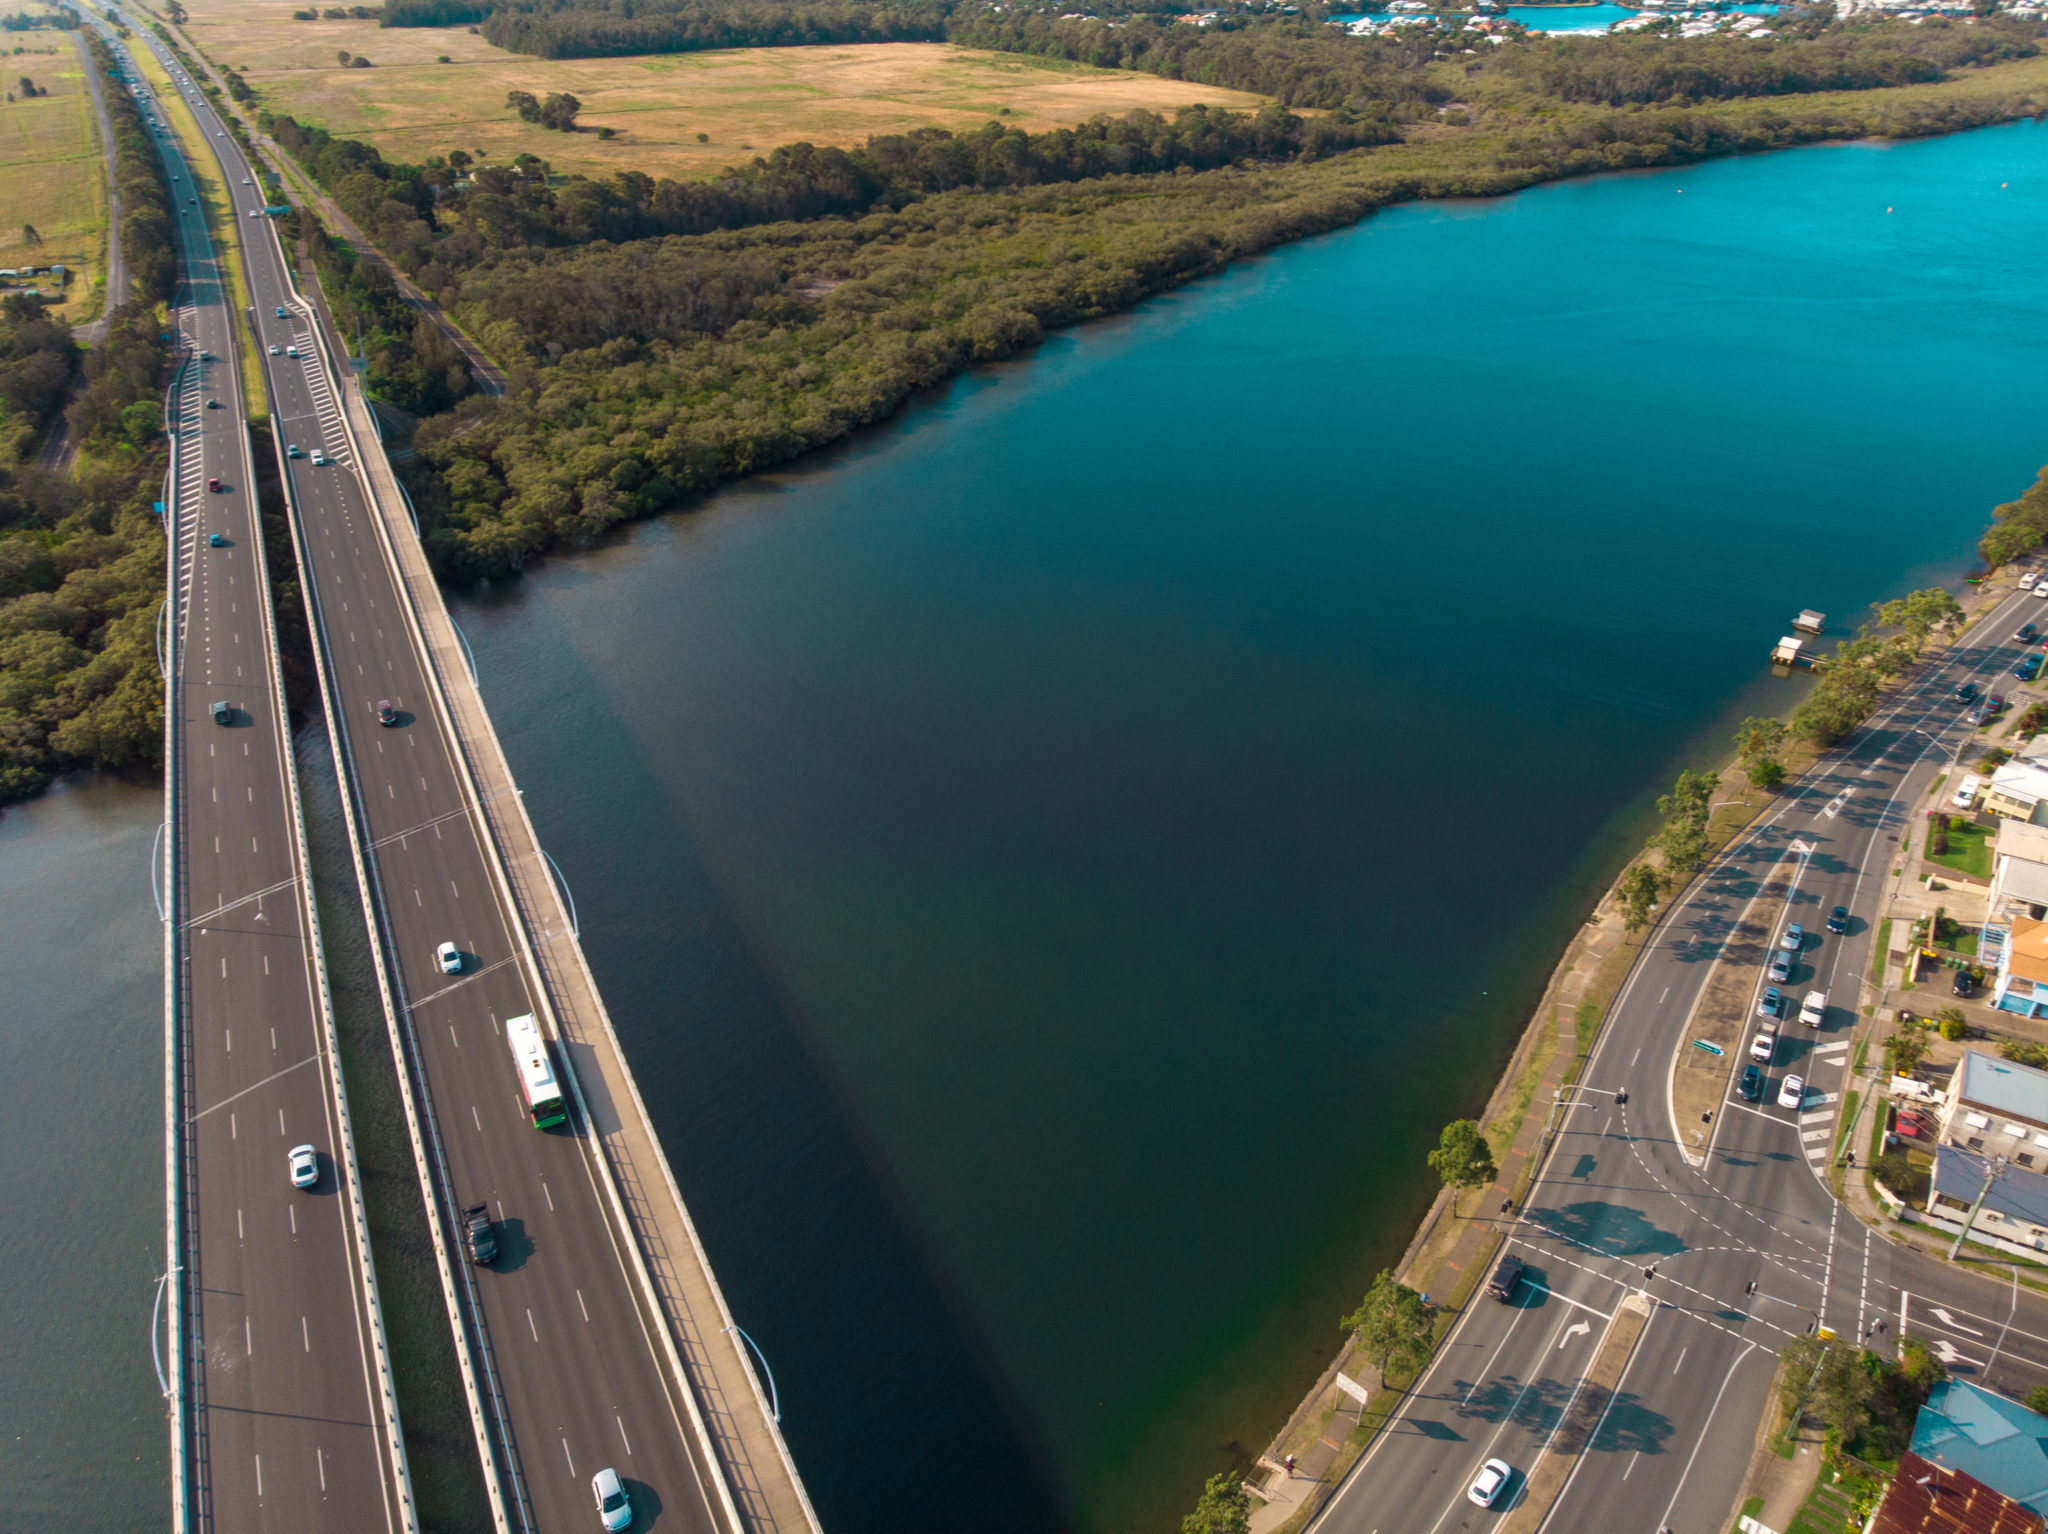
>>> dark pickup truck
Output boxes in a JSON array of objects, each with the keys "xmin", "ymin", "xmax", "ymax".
[{"xmin": 462, "ymin": 1203, "xmax": 497, "ymax": 1267}]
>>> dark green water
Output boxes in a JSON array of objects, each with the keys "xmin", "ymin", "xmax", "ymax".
[
  {"xmin": 453, "ymin": 121, "xmax": 2048, "ymax": 1533},
  {"xmin": 0, "ymin": 779, "xmax": 167, "ymax": 1526}
]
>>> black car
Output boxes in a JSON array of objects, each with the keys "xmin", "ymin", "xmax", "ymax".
[
  {"xmin": 462, "ymin": 1203, "xmax": 497, "ymax": 1266},
  {"xmin": 1826, "ymin": 905, "xmax": 1850, "ymax": 934},
  {"xmin": 1954, "ymin": 969, "xmax": 1976, "ymax": 999},
  {"xmin": 2019, "ymin": 623, "xmax": 2039, "ymax": 643},
  {"xmin": 1486, "ymin": 1253, "xmax": 1525, "ymax": 1303},
  {"xmin": 1739, "ymin": 1063, "xmax": 1764, "ymax": 1101},
  {"xmin": 376, "ymin": 698, "xmax": 398, "ymax": 727},
  {"xmin": 1956, "ymin": 681, "xmax": 1980, "ymax": 705},
  {"xmin": 211, "ymin": 700, "xmax": 232, "ymax": 726}
]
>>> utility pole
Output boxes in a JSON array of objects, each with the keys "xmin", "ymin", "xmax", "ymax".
[{"xmin": 1948, "ymin": 1152, "xmax": 2009, "ymax": 1261}]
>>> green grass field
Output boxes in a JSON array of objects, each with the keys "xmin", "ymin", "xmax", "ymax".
[
  {"xmin": 0, "ymin": 30, "xmax": 108, "ymax": 323},
  {"xmin": 169, "ymin": 0, "xmax": 1266, "ymax": 180}
]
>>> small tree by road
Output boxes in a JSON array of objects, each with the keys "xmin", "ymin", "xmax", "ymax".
[
  {"xmin": 1180, "ymin": 1472, "xmax": 1250, "ymax": 1534},
  {"xmin": 1429, "ymin": 1119, "xmax": 1498, "ymax": 1210},
  {"xmin": 1655, "ymin": 768, "xmax": 1718, "ymax": 873},
  {"xmin": 1617, "ymin": 862, "xmax": 1666, "ymax": 935},
  {"xmin": 1341, "ymin": 1269, "xmax": 1438, "ymax": 1379},
  {"xmin": 1734, "ymin": 715, "xmax": 1788, "ymax": 793},
  {"xmin": 1884, "ymin": 1022, "xmax": 1930, "ymax": 1078}
]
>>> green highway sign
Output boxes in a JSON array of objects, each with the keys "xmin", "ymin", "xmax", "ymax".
[{"xmin": 1693, "ymin": 1040, "xmax": 1725, "ymax": 1056}]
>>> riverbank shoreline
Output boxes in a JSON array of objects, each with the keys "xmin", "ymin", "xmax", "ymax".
[{"xmin": 1242, "ymin": 571, "xmax": 2024, "ymax": 1531}]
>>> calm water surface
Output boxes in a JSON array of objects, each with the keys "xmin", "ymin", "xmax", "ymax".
[
  {"xmin": 448, "ymin": 122, "xmax": 2048, "ymax": 1534},
  {"xmin": 0, "ymin": 779, "xmax": 166, "ymax": 1526}
]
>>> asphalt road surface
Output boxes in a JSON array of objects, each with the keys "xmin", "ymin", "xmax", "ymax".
[
  {"xmin": 113, "ymin": 21, "xmax": 738, "ymax": 1532},
  {"xmin": 1317, "ymin": 581, "xmax": 2048, "ymax": 1534},
  {"xmin": 120, "ymin": 19, "xmax": 407, "ymax": 1532}
]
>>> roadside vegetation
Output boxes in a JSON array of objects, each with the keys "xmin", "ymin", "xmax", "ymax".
[
  {"xmin": 0, "ymin": 32, "xmax": 175, "ymax": 807},
  {"xmin": 0, "ymin": 27, "xmax": 107, "ymax": 325}
]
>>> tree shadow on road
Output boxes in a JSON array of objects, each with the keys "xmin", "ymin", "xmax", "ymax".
[
  {"xmin": 1528, "ymin": 1200, "xmax": 1688, "ymax": 1260},
  {"xmin": 1588, "ymin": 1390, "xmax": 1675, "ymax": 1455}
]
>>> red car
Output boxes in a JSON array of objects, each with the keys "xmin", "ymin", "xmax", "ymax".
[
  {"xmin": 1896, "ymin": 1111, "xmax": 1931, "ymax": 1139},
  {"xmin": 206, "ymin": 476, "xmax": 222, "ymax": 492}
]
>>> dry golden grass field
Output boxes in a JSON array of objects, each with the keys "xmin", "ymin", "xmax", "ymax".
[
  {"xmin": 174, "ymin": 0, "xmax": 1267, "ymax": 179},
  {"xmin": 0, "ymin": 27, "xmax": 106, "ymax": 322}
]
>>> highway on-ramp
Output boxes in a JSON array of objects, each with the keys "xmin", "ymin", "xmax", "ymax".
[
  {"xmin": 117, "ymin": 19, "xmax": 745, "ymax": 1532},
  {"xmin": 1315, "ymin": 582, "xmax": 2048, "ymax": 1534},
  {"xmin": 115, "ymin": 18, "xmax": 412, "ymax": 1533}
]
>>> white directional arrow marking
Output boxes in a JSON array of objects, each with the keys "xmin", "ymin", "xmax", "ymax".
[
  {"xmin": 1932, "ymin": 1307, "xmax": 1985, "ymax": 1336},
  {"xmin": 1560, "ymin": 1320, "xmax": 1591, "ymax": 1349},
  {"xmin": 1929, "ymin": 1338, "xmax": 1976, "ymax": 1368}
]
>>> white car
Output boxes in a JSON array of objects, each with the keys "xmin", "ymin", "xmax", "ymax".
[
  {"xmin": 592, "ymin": 1467, "xmax": 632, "ymax": 1531},
  {"xmin": 2036, "ymin": 582, "xmax": 2048, "ymax": 599},
  {"xmin": 242, "ymin": 176, "xmax": 251, "ymax": 185},
  {"xmin": 436, "ymin": 941, "xmax": 461, "ymax": 975},
  {"xmin": 1799, "ymin": 990, "xmax": 1827, "ymax": 1028},
  {"xmin": 1750, "ymin": 1028, "xmax": 1775, "ymax": 1063},
  {"xmin": 2023, "ymin": 571, "xmax": 2039, "ymax": 590},
  {"xmin": 288, "ymin": 1143, "xmax": 318, "ymax": 1188},
  {"xmin": 1778, "ymin": 1073, "xmax": 1806, "ymax": 1110},
  {"xmin": 268, "ymin": 343, "xmax": 280, "ymax": 355},
  {"xmin": 1467, "ymin": 1457, "xmax": 1512, "ymax": 1509},
  {"xmin": 310, "ymin": 449, "xmax": 327, "ymax": 466}
]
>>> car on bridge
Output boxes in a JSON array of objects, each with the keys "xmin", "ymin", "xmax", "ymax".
[
  {"xmin": 376, "ymin": 699, "xmax": 398, "ymax": 726},
  {"xmin": 274, "ymin": 305, "xmax": 286, "ymax": 318},
  {"xmin": 207, "ymin": 532, "xmax": 225, "ymax": 547},
  {"xmin": 286, "ymin": 443, "xmax": 301, "ymax": 458},
  {"xmin": 206, "ymin": 477, "xmax": 222, "ymax": 492},
  {"xmin": 436, "ymin": 941, "xmax": 462, "ymax": 975},
  {"xmin": 462, "ymin": 1203, "xmax": 497, "ymax": 1266},
  {"xmin": 1778, "ymin": 1073, "xmax": 1806, "ymax": 1110},
  {"xmin": 288, "ymin": 1143, "xmax": 319, "ymax": 1189}
]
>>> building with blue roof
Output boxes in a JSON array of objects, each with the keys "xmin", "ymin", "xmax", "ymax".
[{"xmin": 1911, "ymin": 1380, "xmax": 2048, "ymax": 1515}]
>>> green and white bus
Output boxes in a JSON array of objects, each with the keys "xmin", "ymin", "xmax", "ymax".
[{"xmin": 505, "ymin": 1013, "xmax": 567, "ymax": 1128}]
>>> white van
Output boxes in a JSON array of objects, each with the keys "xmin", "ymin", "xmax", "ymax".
[{"xmin": 1953, "ymin": 773, "xmax": 1983, "ymax": 809}]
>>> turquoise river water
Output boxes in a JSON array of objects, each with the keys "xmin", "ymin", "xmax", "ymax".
[{"xmin": 9, "ymin": 119, "xmax": 2048, "ymax": 1533}]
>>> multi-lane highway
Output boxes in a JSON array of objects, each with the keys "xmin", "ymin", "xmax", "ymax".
[
  {"xmin": 117, "ymin": 18, "xmax": 768, "ymax": 1532},
  {"xmin": 1316, "ymin": 582, "xmax": 2048, "ymax": 1534},
  {"xmin": 124, "ymin": 16, "xmax": 412, "ymax": 1533}
]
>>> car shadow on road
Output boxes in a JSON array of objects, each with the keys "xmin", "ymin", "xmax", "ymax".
[{"xmin": 492, "ymin": 1216, "xmax": 534, "ymax": 1274}]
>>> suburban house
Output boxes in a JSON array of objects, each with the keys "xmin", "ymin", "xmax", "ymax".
[
  {"xmin": 1993, "ymin": 822, "xmax": 2048, "ymax": 923},
  {"xmin": 1868, "ymin": 1383, "xmax": 2048, "ymax": 1533},
  {"xmin": 1984, "ymin": 753, "xmax": 2048, "ymax": 826},
  {"xmin": 1928, "ymin": 1053, "xmax": 2048, "ymax": 1251},
  {"xmin": 1993, "ymin": 918, "xmax": 2048, "ymax": 1017}
]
